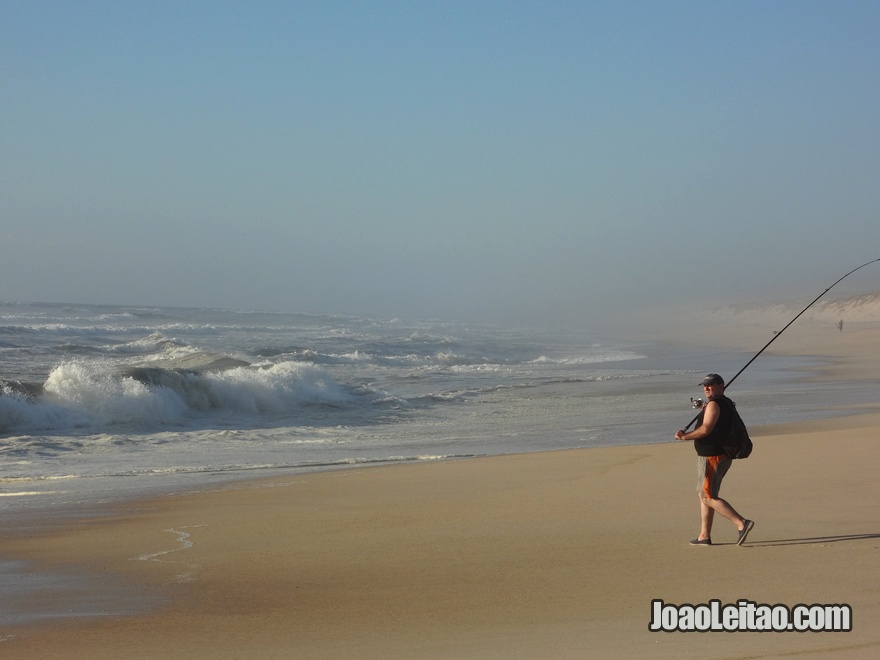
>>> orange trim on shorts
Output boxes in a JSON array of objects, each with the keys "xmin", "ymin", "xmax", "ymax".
[{"xmin": 702, "ymin": 454, "xmax": 724, "ymax": 499}]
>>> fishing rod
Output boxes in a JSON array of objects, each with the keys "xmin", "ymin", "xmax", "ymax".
[{"xmin": 682, "ymin": 257, "xmax": 880, "ymax": 432}]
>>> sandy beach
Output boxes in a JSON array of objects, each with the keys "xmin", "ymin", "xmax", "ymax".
[{"xmin": 2, "ymin": 318, "xmax": 879, "ymax": 658}]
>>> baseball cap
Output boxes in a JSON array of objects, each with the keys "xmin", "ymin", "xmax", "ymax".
[{"xmin": 700, "ymin": 373, "xmax": 724, "ymax": 386}]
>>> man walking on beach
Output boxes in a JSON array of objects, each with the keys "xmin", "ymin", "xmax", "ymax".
[{"xmin": 675, "ymin": 374, "xmax": 754, "ymax": 546}]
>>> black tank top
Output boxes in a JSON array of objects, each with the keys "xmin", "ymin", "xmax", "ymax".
[{"xmin": 694, "ymin": 395, "xmax": 733, "ymax": 457}]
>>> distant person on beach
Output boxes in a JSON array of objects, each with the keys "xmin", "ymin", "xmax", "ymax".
[
  {"xmin": 674, "ymin": 373, "xmax": 754, "ymax": 546},
  {"xmin": 839, "ymin": 319, "xmax": 843, "ymax": 333}
]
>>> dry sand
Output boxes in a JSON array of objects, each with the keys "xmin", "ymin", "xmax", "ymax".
[{"xmin": 2, "ymin": 317, "xmax": 878, "ymax": 658}]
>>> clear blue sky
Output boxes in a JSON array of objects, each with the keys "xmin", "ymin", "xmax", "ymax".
[{"xmin": 3, "ymin": 1, "xmax": 879, "ymax": 326}]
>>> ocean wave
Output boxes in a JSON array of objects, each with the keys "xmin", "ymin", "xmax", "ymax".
[
  {"xmin": 256, "ymin": 348, "xmax": 486, "ymax": 369},
  {"xmin": 144, "ymin": 349, "xmax": 251, "ymax": 372},
  {"xmin": 0, "ymin": 323, "xmax": 150, "ymax": 336},
  {"xmin": 0, "ymin": 360, "xmax": 359, "ymax": 435},
  {"xmin": 0, "ymin": 385, "xmax": 89, "ymax": 433},
  {"xmin": 107, "ymin": 332, "xmax": 189, "ymax": 355},
  {"xmin": 529, "ymin": 350, "xmax": 646, "ymax": 365},
  {"xmin": 436, "ymin": 351, "xmax": 488, "ymax": 366}
]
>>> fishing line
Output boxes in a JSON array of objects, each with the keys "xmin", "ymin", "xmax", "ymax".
[{"xmin": 682, "ymin": 257, "xmax": 880, "ymax": 432}]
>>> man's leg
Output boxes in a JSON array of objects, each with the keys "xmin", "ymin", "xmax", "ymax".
[
  {"xmin": 701, "ymin": 494, "xmax": 745, "ymax": 530},
  {"xmin": 698, "ymin": 496, "xmax": 715, "ymax": 540},
  {"xmin": 699, "ymin": 456, "xmax": 746, "ymax": 532}
]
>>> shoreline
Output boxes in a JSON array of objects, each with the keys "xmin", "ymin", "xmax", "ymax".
[{"xmin": 2, "ymin": 318, "xmax": 879, "ymax": 657}]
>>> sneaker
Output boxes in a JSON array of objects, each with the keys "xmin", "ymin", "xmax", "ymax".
[
  {"xmin": 736, "ymin": 520, "xmax": 755, "ymax": 546},
  {"xmin": 689, "ymin": 537, "xmax": 712, "ymax": 546}
]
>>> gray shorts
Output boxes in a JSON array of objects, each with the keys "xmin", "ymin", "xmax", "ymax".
[{"xmin": 697, "ymin": 455, "xmax": 731, "ymax": 499}]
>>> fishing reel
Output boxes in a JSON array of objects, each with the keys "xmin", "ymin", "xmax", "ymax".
[{"xmin": 690, "ymin": 397, "xmax": 704, "ymax": 409}]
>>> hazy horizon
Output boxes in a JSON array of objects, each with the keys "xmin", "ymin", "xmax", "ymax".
[{"xmin": 3, "ymin": 2, "xmax": 879, "ymax": 328}]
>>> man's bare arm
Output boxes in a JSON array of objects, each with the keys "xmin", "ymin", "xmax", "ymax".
[{"xmin": 675, "ymin": 401, "xmax": 719, "ymax": 441}]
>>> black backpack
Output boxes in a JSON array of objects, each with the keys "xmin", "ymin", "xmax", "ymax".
[{"xmin": 718, "ymin": 396, "xmax": 753, "ymax": 460}]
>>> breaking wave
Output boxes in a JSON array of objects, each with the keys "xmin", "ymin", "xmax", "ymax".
[{"xmin": 1, "ymin": 360, "xmax": 357, "ymax": 434}]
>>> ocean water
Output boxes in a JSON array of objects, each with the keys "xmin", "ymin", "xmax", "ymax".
[{"xmin": 0, "ymin": 301, "xmax": 870, "ymax": 521}]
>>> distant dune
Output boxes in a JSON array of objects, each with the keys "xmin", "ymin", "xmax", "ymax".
[
  {"xmin": 815, "ymin": 290, "xmax": 880, "ymax": 320},
  {"xmin": 631, "ymin": 290, "xmax": 880, "ymax": 354},
  {"xmin": 715, "ymin": 290, "xmax": 880, "ymax": 324}
]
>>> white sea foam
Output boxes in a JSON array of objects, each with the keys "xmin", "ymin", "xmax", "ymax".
[
  {"xmin": 43, "ymin": 361, "xmax": 188, "ymax": 426},
  {"xmin": 0, "ymin": 386, "xmax": 90, "ymax": 432},
  {"xmin": 1, "ymin": 359, "xmax": 357, "ymax": 434},
  {"xmin": 529, "ymin": 351, "xmax": 645, "ymax": 365},
  {"xmin": 0, "ymin": 491, "xmax": 56, "ymax": 497},
  {"xmin": 134, "ymin": 527, "xmax": 200, "ymax": 562},
  {"xmin": 204, "ymin": 361, "xmax": 355, "ymax": 413},
  {"xmin": 107, "ymin": 332, "xmax": 187, "ymax": 354}
]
